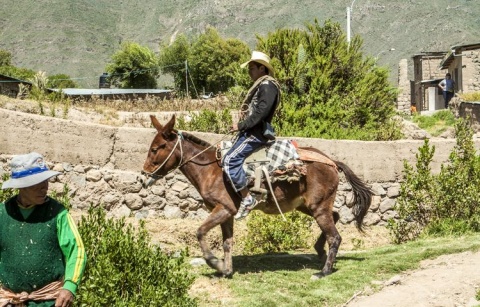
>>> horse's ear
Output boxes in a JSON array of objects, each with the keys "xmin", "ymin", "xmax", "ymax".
[
  {"xmin": 162, "ymin": 115, "xmax": 176, "ymax": 139},
  {"xmin": 150, "ymin": 115, "xmax": 163, "ymax": 132}
]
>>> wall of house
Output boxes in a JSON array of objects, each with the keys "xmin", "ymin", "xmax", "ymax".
[
  {"xmin": 461, "ymin": 50, "xmax": 480, "ymax": 93},
  {"xmin": 396, "ymin": 59, "xmax": 410, "ymax": 113},
  {"xmin": 0, "ymin": 78, "xmax": 19, "ymax": 98}
]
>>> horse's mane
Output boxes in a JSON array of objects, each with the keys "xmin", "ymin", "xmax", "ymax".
[{"xmin": 180, "ymin": 131, "xmax": 212, "ymax": 148}]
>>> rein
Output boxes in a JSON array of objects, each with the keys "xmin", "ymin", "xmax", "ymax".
[{"xmin": 145, "ymin": 132, "xmax": 232, "ymax": 179}]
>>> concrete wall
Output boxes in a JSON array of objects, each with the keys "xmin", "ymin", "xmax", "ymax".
[{"xmin": 2, "ymin": 108, "xmax": 473, "ymax": 181}]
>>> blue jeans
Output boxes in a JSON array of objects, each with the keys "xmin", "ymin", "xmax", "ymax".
[
  {"xmin": 443, "ymin": 91, "xmax": 454, "ymax": 108},
  {"xmin": 223, "ymin": 132, "xmax": 265, "ymax": 192}
]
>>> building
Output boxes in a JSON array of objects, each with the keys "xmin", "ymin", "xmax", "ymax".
[
  {"xmin": 439, "ymin": 42, "xmax": 480, "ymax": 94},
  {"xmin": 411, "ymin": 52, "xmax": 446, "ymax": 112},
  {"xmin": 0, "ymin": 74, "xmax": 32, "ymax": 98}
]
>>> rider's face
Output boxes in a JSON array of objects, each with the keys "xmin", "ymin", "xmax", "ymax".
[{"xmin": 248, "ymin": 62, "xmax": 265, "ymax": 81}]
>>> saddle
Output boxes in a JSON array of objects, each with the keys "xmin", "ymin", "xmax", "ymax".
[{"xmin": 219, "ymin": 139, "xmax": 335, "ymax": 196}]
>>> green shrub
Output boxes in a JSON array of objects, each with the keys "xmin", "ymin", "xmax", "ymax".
[
  {"xmin": 177, "ymin": 109, "xmax": 232, "ymax": 134},
  {"xmin": 75, "ymin": 207, "xmax": 196, "ymax": 307},
  {"xmin": 0, "ymin": 174, "xmax": 17, "ymax": 203},
  {"xmin": 243, "ymin": 210, "xmax": 314, "ymax": 254},
  {"xmin": 389, "ymin": 119, "xmax": 480, "ymax": 243}
]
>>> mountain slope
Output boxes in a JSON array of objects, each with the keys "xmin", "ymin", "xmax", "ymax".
[{"xmin": 0, "ymin": 0, "xmax": 478, "ymax": 87}]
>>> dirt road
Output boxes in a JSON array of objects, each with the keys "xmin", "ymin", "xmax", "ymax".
[{"xmin": 345, "ymin": 250, "xmax": 480, "ymax": 307}]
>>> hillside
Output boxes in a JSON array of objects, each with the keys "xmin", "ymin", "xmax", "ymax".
[{"xmin": 0, "ymin": 0, "xmax": 478, "ymax": 88}]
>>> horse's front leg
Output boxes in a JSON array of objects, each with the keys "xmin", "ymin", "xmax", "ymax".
[
  {"xmin": 220, "ymin": 218, "xmax": 234, "ymax": 278},
  {"xmin": 196, "ymin": 205, "xmax": 232, "ymax": 276}
]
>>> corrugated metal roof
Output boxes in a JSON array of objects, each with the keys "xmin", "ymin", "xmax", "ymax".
[
  {"xmin": 411, "ymin": 51, "xmax": 446, "ymax": 59},
  {"xmin": 420, "ymin": 78, "xmax": 443, "ymax": 84},
  {"xmin": 49, "ymin": 88, "xmax": 172, "ymax": 95},
  {"xmin": 440, "ymin": 42, "xmax": 480, "ymax": 69}
]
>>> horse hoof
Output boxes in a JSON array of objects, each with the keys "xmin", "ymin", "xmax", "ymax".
[
  {"xmin": 310, "ymin": 272, "xmax": 328, "ymax": 280},
  {"xmin": 223, "ymin": 272, "xmax": 233, "ymax": 279}
]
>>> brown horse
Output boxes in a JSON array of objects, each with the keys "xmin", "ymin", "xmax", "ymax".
[{"xmin": 142, "ymin": 115, "xmax": 372, "ymax": 278}]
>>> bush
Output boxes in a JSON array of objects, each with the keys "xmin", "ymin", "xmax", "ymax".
[
  {"xmin": 0, "ymin": 174, "xmax": 17, "ymax": 203},
  {"xmin": 243, "ymin": 210, "xmax": 314, "ymax": 254},
  {"xmin": 389, "ymin": 119, "xmax": 480, "ymax": 243},
  {"xmin": 176, "ymin": 109, "xmax": 233, "ymax": 134},
  {"xmin": 75, "ymin": 207, "xmax": 196, "ymax": 307},
  {"xmin": 459, "ymin": 91, "xmax": 480, "ymax": 102}
]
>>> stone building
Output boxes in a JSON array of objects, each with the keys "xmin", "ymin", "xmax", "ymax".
[
  {"xmin": 440, "ymin": 42, "xmax": 480, "ymax": 94},
  {"xmin": 411, "ymin": 52, "xmax": 446, "ymax": 112}
]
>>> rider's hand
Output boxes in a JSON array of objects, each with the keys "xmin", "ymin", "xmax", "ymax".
[{"xmin": 230, "ymin": 123, "xmax": 238, "ymax": 132}]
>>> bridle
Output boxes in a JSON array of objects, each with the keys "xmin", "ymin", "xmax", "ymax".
[
  {"xmin": 143, "ymin": 132, "xmax": 230, "ymax": 180},
  {"xmin": 143, "ymin": 132, "xmax": 184, "ymax": 179}
]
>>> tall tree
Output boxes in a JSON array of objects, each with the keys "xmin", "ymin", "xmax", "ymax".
[
  {"xmin": 256, "ymin": 19, "xmax": 399, "ymax": 140},
  {"xmin": 189, "ymin": 27, "xmax": 250, "ymax": 95},
  {"xmin": 106, "ymin": 42, "xmax": 159, "ymax": 89},
  {"xmin": 159, "ymin": 28, "xmax": 250, "ymax": 96},
  {"xmin": 158, "ymin": 34, "xmax": 191, "ymax": 92}
]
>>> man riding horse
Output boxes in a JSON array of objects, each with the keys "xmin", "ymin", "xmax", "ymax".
[{"xmin": 223, "ymin": 51, "xmax": 281, "ymax": 220}]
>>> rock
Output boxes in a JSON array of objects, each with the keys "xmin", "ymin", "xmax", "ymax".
[
  {"xmin": 401, "ymin": 120, "xmax": 432, "ymax": 140},
  {"xmin": 124, "ymin": 193, "xmax": 143, "ymax": 210},
  {"xmin": 163, "ymin": 205, "xmax": 183, "ymax": 219},
  {"xmin": 86, "ymin": 169, "xmax": 102, "ymax": 182}
]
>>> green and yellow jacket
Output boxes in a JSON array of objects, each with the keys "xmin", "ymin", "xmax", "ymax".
[{"xmin": 0, "ymin": 196, "xmax": 86, "ymax": 303}]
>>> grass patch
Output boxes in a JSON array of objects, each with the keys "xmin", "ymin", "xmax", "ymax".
[
  {"xmin": 412, "ymin": 110, "xmax": 456, "ymax": 136},
  {"xmin": 190, "ymin": 234, "xmax": 480, "ymax": 306}
]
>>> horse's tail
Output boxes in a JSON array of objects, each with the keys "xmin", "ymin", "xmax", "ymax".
[{"xmin": 335, "ymin": 160, "xmax": 372, "ymax": 232}]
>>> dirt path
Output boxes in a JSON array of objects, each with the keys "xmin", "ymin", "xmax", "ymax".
[{"xmin": 345, "ymin": 251, "xmax": 480, "ymax": 307}]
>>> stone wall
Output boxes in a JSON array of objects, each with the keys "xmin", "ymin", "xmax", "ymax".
[
  {"xmin": 2, "ymin": 108, "xmax": 480, "ymax": 226},
  {"xmin": 462, "ymin": 50, "xmax": 480, "ymax": 93},
  {"xmin": 396, "ymin": 59, "xmax": 410, "ymax": 113},
  {"xmin": 458, "ymin": 101, "xmax": 480, "ymax": 131}
]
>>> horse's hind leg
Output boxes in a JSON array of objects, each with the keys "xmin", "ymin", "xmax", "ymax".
[
  {"xmin": 309, "ymin": 199, "xmax": 342, "ymax": 278},
  {"xmin": 314, "ymin": 211, "xmax": 340, "ymax": 262},
  {"xmin": 197, "ymin": 205, "xmax": 232, "ymax": 276}
]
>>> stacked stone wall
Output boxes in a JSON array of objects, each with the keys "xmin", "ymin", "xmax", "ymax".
[{"xmin": 1, "ymin": 108, "xmax": 480, "ymax": 226}]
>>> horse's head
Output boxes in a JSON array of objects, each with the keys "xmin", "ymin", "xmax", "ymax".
[{"xmin": 142, "ymin": 115, "xmax": 181, "ymax": 187}]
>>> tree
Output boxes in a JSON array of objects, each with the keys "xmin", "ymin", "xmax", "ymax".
[
  {"xmin": 189, "ymin": 27, "xmax": 250, "ymax": 95},
  {"xmin": 106, "ymin": 42, "xmax": 159, "ymax": 89},
  {"xmin": 255, "ymin": 19, "xmax": 400, "ymax": 140},
  {"xmin": 158, "ymin": 28, "xmax": 250, "ymax": 96},
  {"xmin": 0, "ymin": 49, "xmax": 12, "ymax": 67},
  {"xmin": 47, "ymin": 74, "xmax": 78, "ymax": 88},
  {"xmin": 0, "ymin": 66, "xmax": 36, "ymax": 81},
  {"xmin": 158, "ymin": 34, "xmax": 191, "ymax": 92}
]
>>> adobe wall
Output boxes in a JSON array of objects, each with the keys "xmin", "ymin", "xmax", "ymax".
[
  {"xmin": 1, "ymin": 108, "xmax": 479, "ymax": 226},
  {"xmin": 462, "ymin": 50, "xmax": 480, "ymax": 93}
]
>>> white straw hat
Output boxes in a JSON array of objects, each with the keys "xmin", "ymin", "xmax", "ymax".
[
  {"xmin": 240, "ymin": 51, "xmax": 275, "ymax": 77},
  {"xmin": 1, "ymin": 152, "xmax": 60, "ymax": 189}
]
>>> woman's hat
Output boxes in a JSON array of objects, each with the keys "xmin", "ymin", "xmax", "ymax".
[
  {"xmin": 1, "ymin": 152, "xmax": 60, "ymax": 189},
  {"xmin": 240, "ymin": 51, "xmax": 275, "ymax": 77}
]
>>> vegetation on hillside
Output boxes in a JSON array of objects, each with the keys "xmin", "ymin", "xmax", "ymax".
[{"xmin": 1, "ymin": 0, "xmax": 478, "ymax": 88}]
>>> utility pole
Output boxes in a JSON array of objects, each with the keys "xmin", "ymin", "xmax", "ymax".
[
  {"xmin": 185, "ymin": 60, "xmax": 189, "ymax": 98},
  {"xmin": 347, "ymin": 0, "xmax": 357, "ymax": 48}
]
